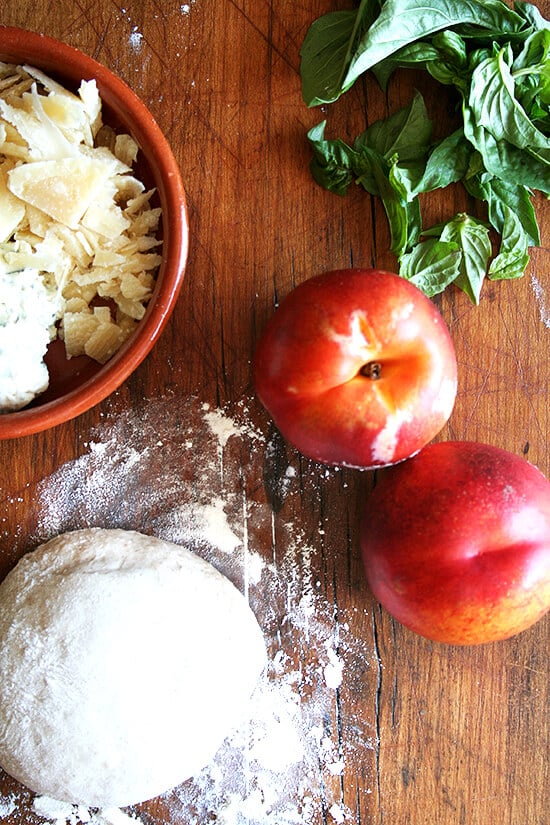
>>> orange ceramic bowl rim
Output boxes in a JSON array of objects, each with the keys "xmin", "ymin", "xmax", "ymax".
[{"xmin": 0, "ymin": 26, "xmax": 189, "ymax": 438}]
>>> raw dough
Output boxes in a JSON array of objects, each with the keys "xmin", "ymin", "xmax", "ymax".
[{"xmin": 0, "ymin": 528, "xmax": 266, "ymax": 808}]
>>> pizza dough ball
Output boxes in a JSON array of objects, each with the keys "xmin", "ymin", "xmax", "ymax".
[{"xmin": 0, "ymin": 528, "xmax": 266, "ymax": 808}]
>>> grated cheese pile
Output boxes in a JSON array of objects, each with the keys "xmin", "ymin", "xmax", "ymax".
[{"xmin": 0, "ymin": 62, "xmax": 162, "ymax": 411}]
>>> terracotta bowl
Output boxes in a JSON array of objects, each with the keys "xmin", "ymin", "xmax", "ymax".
[{"xmin": 0, "ymin": 26, "xmax": 189, "ymax": 438}]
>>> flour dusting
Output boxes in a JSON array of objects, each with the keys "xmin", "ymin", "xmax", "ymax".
[
  {"xmin": 0, "ymin": 395, "xmax": 374, "ymax": 824},
  {"xmin": 531, "ymin": 273, "xmax": 550, "ymax": 328},
  {"xmin": 14, "ymin": 795, "xmax": 140, "ymax": 825},
  {"xmin": 128, "ymin": 27, "xmax": 143, "ymax": 52},
  {"xmin": 0, "ymin": 797, "xmax": 16, "ymax": 818},
  {"xmin": 180, "ymin": 0, "xmax": 196, "ymax": 14}
]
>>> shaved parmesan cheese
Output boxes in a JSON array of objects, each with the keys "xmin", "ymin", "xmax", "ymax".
[
  {"xmin": 115, "ymin": 133, "xmax": 139, "ymax": 166},
  {"xmin": 0, "ymin": 62, "xmax": 163, "ymax": 411},
  {"xmin": 82, "ymin": 199, "xmax": 131, "ymax": 239},
  {"xmin": 0, "ymin": 163, "xmax": 25, "ymax": 242},
  {"xmin": 23, "ymin": 64, "xmax": 102, "ymax": 144},
  {"xmin": 0, "ymin": 97, "xmax": 74, "ymax": 161},
  {"xmin": 8, "ymin": 155, "xmax": 115, "ymax": 228}
]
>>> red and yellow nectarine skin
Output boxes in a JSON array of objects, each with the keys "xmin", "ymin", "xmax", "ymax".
[
  {"xmin": 254, "ymin": 269, "xmax": 457, "ymax": 468},
  {"xmin": 361, "ymin": 441, "xmax": 550, "ymax": 644}
]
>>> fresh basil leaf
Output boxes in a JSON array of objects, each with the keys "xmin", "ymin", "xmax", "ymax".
[
  {"xmin": 514, "ymin": 0, "xmax": 550, "ymax": 34},
  {"xmin": 463, "ymin": 103, "xmax": 550, "ymax": 193},
  {"xmin": 372, "ymin": 41, "xmax": 440, "ymax": 89},
  {"xmin": 344, "ymin": 0, "xmax": 527, "ymax": 91},
  {"xmin": 438, "ymin": 214, "xmax": 492, "ymax": 303},
  {"xmin": 432, "ymin": 30, "xmax": 468, "ymax": 66},
  {"xmin": 424, "ymin": 30, "xmax": 471, "ymax": 88},
  {"xmin": 308, "ymin": 94, "xmax": 433, "ymax": 203},
  {"xmin": 300, "ymin": 0, "xmax": 380, "ymax": 106},
  {"xmin": 465, "ymin": 172, "xmax": 540, "ymax": 248},
  {"xmin": 356, "ymin": 90, "xmax": 432, "ymax": 159},
  {"xmin": 307, "ymin": 121, "xmax": 359, "ymax": 195},
  {"xmin": 513, "ymin": 28, "xmax": 550, "ymax": 121},
  {"xmin": 469, "ymin": 44, "xmax": 550, "ymax": 155},
  {"xmin": 353, "ymin": 148, "xmax": 387, "ymax": 196},
  {"xmin": 300, "ymin": 0, "xmax": 549, "ymax": 303},
  {"xmin": 313, "ymin": 143, "xmax": 422, "ymax": 257},
  {"xmin": 488, "ymin": 205, "xmax": 530, "ymax": 280},
  {"xmin": 410, "ymin": 128, "xmax": 473, "ymax": 195},
  {"xmin": 356, "ymin": 92, "xmax": 432, "ymax": 197},
  {"xmin": 468, "ymin": 47, "xmax": 493, "ymax": 71},
  {"xmin": 307, "ymin": 121, "xmax": 397, "ymax": 198},
  {"xmin": 373, "ymin": 29, "xmax": 472, "ymax": 92},
  {"xmin": 486, "ymin": 177, "xmax": 540, "ymax": 246},
  {"xmin": 513, "ymin": 26, "xmax": 550, "ymax": 74},
  {"xmin": 300, "ymin": 10, "xmax": 360, "ymax": 107},
  {"xmin": 371, "ymin": 159, "xmax": 422, "ymax": 256},
  {"xmin": 399, "ymin": 237, "xmax": 462, "ymax": 297},
  {"xmin": 390, "ymin": 161, "xmax": 425, "ymax": 202},
  {"xmin": 360, "ymin": 95, "xmax": 429, "ymax": 252},
  {"xmin": 426, "ymin": 59, "xmax": 468, "ymax": 88}
]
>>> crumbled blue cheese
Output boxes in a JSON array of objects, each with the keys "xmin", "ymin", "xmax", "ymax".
[{"xmin": 0, "ymin": 269, "xmax": 61, "ymax": 412}]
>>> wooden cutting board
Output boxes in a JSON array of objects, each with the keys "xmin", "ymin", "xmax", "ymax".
[{"xmin": 0, "ymin": 2, "xmax": 548, "ymax": 824}]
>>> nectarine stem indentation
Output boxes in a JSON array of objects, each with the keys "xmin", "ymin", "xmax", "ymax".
[{"xmin": 361, "ymin": 362, "xmax": 382, "ymax": 380}]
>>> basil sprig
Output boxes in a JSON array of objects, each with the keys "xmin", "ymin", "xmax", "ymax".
[{"xmin": 301, "ymin": 0, "xmax": 549, "ymax": 302}]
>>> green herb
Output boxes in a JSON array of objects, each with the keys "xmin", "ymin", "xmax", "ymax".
[{"xmin": 300, "ymin": 0, "xmax": 550, "ymax": 302}]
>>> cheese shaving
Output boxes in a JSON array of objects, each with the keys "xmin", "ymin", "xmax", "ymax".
[{"xmin": 0, "ymin": 62, "xmax": 163, "ymax": 410}]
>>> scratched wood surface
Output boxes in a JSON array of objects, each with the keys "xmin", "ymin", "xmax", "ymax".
[{"xmin": 0, "ymin": 2, "xmax": 548, "ymax": 824}]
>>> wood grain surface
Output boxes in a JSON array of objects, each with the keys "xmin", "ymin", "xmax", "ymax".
[{"xmin": 0, "ymin": 2, "xmax": 548, "ymax": 824}]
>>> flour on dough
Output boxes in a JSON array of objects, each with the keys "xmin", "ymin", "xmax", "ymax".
[{"xmin": 0, "ymin": 528, "xmax": 266, "ymax": 808}]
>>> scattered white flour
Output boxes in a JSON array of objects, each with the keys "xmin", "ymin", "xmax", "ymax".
[
  {"xmin": 328, "ymin": 803, "xmax": 347, "ymax": 824},
  {"xmin": 0, "ymin": 395, "xmax": 374, "ymax": 825},
  {"xmin": 531, "ymin": 273, "xmax": 550, "ymax": 328},
  {"xmin": 323, "ymin": 644, "xmax": 345, "ymax": 690},
  {"xmin": 0, "ymin": 796, "xmax": 16, "ymax": 818},
  {"xmin": 1, "ymin": 795, "xmax": 141, "ymax": 825},
  {"xmin": 128, "ymin": 27, "xmax": 143, "ymax": 51}
]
